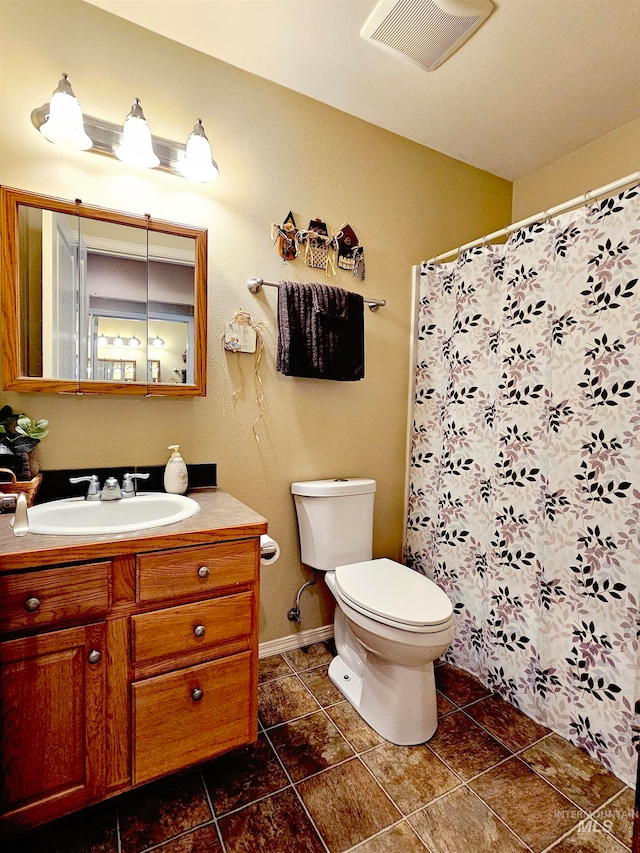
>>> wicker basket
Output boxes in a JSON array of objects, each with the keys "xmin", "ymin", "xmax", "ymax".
[{"xmin": 0, "ymin": 468, "xmax": 42, "ymax": 506}]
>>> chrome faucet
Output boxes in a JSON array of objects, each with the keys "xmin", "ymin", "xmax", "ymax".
[{"xmin": 69, "ymin": 472, "xmax": 150, "ymax": 501}]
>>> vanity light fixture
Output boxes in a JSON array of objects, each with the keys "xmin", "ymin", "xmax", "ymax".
[
  {"xmin": 150, "ymin": 334, "xmax": 165, "ymax": 348},
  {"xmin": 31, "ymin": 74, "xmax": 219, "ymax": 182},
  {"xmin": 128, "ymin": 334, "xmax": 141, "ymax": 348},
  {"xmin": 113, "ymin": 334, "xmax": 124, "ymax": 348},
  {"xmin": 97, "ymin": 333, "xmax": 108, "ymax": 347}
]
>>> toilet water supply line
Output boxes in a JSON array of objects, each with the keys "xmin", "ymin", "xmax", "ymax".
[{"xmin": 288, "ymin": 571, "xmax": 319, "ymax": 623}]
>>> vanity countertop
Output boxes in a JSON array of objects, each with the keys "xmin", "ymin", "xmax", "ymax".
[{"xmin": 0, "ymin": 489, "xmax": 268, "ymax": 572}]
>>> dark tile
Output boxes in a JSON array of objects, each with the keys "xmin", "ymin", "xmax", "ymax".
[
  {"xmin": 521, "ymin": 733, "xmax": 625, "ymax": 812},
  {"xmin": 465, "ymin": 693, "xmax": 549, "ymax": 751},
  {"xmin": 546, "ymin": 821, "xmax": 630, "ymax": 853},
  {"xmin": 435, "ymin": 663, "xmax": 491, "ymax": 707},
  {"xmin": 298, "ymin": 663, "xmax": 344, "ymax": 706},
  {"xmin": 409, "ymin": 786, "xmax": 529, "ymax": 853},
  {"xmin": 258, "ymin": 654, "xmax": 293, "ymax": 683},
  {"xmin": 594, "ymin": 787, "xmax": 635, "ymax": 848},
  {"xmin": 5, "ymin": 801, "xmax": 118, "ymax": 853},
  {"xmin": 325, "ymin": 700, "xmax": 385, "ymax": 753},
  {"xmin": 283, "ymin": 642, "xmax": 334, "ymax": 672},
  {"xmin": 297, "ymin": 758, "xmax": 401, "ymax": 853},
  {"xmin": 428, "ymin": 710, "xmax": 511, "ymax": 780},
  {"xmin": 118, "ymin": 773, "xmax": 211, "ymax": 853},
  {"xmin": 469, "ymin": 757, "xmax": 583, "ymax": 852},
  {"xmin": 361, "ymin": 742, "xmax": 460, "ymax": 814},
  {"xmin": 354, "ymin": 821, "xmax": 428, "ymax": 852},
  {"xmin": 258, "ymin": 673, "xmax": 320, "ymax": 727},
  {"xmin": 436, "ymin": 691, "xmax": 456, "ymax": 717},
  {"xmin": 153, "ymin": 824, "xmax": 223, "ymax": 853},
  {"xmin": 218, "ymin": 788, "xmax": 325, "ymax": 853},
  {"xmin": 269, "ymin": 710, "xmax": 354, "ymax": 781},
  {"xmin": 202, "ymin": 733, "xmax": 289, "ymax": 815}
]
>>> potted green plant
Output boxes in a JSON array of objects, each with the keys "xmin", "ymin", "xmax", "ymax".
[{"xmin": 0, "ymin": 404, "xmax": 48, "ymax": 503}]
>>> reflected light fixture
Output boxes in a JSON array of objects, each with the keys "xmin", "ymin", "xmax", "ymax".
[
  {"xmin": 128, "ymin": 334, "xmax": 141, "ymax": 348},
  {"xmin": 97, "ymin": 333, "xmax": 108, "ymax": 347},
  {"xmin": 31, "ymin": 74, "xmax": 219, "ymax": 182},
  {"xmin": 150, "ymin": 334, "xmax": 165, "ymax": 348},
  {"xmin": 113, "ymin": 334, "xmax": 124, "ymax": 347},
  {"xmin": 179, "ymin": 119, "xmax": 219, "ymax": 183},
  {"xmin": 39, "ymin": 74, "xmax": 92, "ymax": 150},
  {"xmin": 114, "ymin": 99, "xmax": 159, "ymax": 169}
]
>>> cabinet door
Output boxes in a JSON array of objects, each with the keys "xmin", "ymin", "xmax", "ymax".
[{"xmin": 0, "ymin": 622, "xmax": 106, "ymax": 835}]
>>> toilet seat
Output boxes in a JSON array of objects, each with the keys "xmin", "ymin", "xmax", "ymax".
[{"xmin": 334, "ymin": 558, "xmax": 453, "ymax": 633}]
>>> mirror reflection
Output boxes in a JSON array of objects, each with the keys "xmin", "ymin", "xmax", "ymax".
[{"xmin": 3, "ymin": 187, "xmax": 207, "ymax": 395}]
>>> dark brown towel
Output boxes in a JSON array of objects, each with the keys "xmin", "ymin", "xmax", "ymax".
[{"xmin": 276, "ymin": 281, "xmax": 364, "ymax": 381}]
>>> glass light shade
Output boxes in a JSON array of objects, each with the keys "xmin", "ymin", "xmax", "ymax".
[
  {"xmin": 39, "ymin": 75, "xmax": 92, "ymax": 150},
  {"xmin": 114, "ymin": 99, "xmax": 159, "ymax": 169},
  {"xmin": 151, "ymin": 335, "xmax": 165, "ymax": 348},
  {"xmin": 178, "ymin": 119, "xmax": 219, "ymax": 182},
  {"xmin": 113, "ymin": 334, "xmax": 124, "ymax": 347},
  {"xmin": 128, "ymin": 335, "xmax": 141, "ymax": 347},
  {"xmin": 97, "ymin": 334, "xmax": 108, "ymax": 346}
]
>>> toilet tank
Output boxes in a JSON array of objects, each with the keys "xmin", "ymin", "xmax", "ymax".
[{"xmin": 291, "ymin": 478, "xmax": 376, "ymax": 571}]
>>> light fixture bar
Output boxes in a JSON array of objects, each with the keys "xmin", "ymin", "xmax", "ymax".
[{"xmin": 31, "ymin": 106, "xmax": 219, "ymax": 179}]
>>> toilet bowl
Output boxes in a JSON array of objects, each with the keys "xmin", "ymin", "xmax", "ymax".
[{"xmin": 291, "ymin": 479, "xmax": 454, "ymax": 745}]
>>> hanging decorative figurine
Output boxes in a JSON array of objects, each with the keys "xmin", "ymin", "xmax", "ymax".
[
  {"xmin": 271, "ymin": 210, "xmax": 298, "ymax": 261},
  {"xmin": 337, "ymin": 223, "xmax": 366, "ymax": 280},
  {"xmin": 297, "ymin": 218, "xmax": 338, "ymax": 276}
]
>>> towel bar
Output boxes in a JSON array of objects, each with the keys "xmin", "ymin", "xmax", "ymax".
[{"xmin": 247, "ymin": 278, "xmax": 386, "ymax": 311}]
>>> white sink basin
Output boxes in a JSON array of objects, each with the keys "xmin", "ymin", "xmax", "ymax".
[{"xmin": 22, "ymin": 493, "xmax": 200, "ymax": 536}]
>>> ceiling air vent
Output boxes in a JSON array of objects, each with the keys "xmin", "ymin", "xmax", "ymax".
[{"xmin": 360, "ymin": 0, "xmax": 494, "ymax": 71}]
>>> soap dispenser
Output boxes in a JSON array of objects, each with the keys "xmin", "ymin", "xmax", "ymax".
[{"xmin": 164, "ymin": 445, "xmax": 188, "ymax": 494}]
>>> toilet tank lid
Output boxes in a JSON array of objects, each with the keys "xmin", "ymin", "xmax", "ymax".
[{"xmin": 291, "ymin": 478, "xmax": 377, "ymax": 497}]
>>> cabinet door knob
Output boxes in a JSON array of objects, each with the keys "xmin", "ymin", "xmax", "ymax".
[
  {"xmin": 24, "ymin": 596, "xmax": 41, "ymax": 612},
  {"xmin": 194, "ymin": 624, "xmax": 206, "ymax": 638},
  {"xmin": 191, "ymin": 687, "xmax": 204, "ymax": 702},
  {"xmin": 197, "ymin": 566, "xmax": 210, "ymax": 578},
  {"xmin": 88, "ymin": 649, "xmax": 102, "ymax": 665}
]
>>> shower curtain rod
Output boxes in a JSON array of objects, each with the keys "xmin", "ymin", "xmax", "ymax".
[
  {"xmin": 426, "ymin": 170, "xmax": 640, "ymax": 264},
  {"xmin": 247, "ymin": 278, "xmax": 386, "ymax": 311}
]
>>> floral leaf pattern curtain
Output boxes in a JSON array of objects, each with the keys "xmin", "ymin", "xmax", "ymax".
[{"xmin": 406, "ymin": 185, "xmax": 639, "ymax": 785}]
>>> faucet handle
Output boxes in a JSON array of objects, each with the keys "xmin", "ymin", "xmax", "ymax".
[
  {"xmin": 122, "ymin": 472, "xmax": 150, "ymax": 497},
  {"xmin": 69, "ymin": 474, "xmax": 101, "ymax": 500}
]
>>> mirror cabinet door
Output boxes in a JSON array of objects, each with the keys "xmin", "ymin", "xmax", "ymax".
[{"xmin": 1, "ymin": 188, "xmax": 207, "ymax": 396}]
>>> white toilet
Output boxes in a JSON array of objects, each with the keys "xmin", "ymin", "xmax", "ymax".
[{"xmin": 291, "ymin": 478, "xmax": 454, "ymax": 745}]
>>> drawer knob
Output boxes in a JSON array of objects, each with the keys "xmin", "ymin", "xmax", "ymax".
[
  {"xmin": 197, "ymin": 566, "xmax": 210, "ymax": 579},
  {"xmin": 194, "ymin": 624, "xmax": 206, "ymax": 638},
  {"xmin": 88, "ymin": 649, "xmax": 102, "ymax": 665},
  {"xmin": 24, "ymin": 596, "xmax": 41, "ymax": 612},
  {"xmin": 191, "ymin": 687, "xmax": 204, "ymax": 702}
]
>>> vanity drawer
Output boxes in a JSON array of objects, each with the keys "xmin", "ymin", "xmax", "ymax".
[
  {"xmin": 0, "ymin": 563, "xmax": 110, "ymax": 634},
  {"xmin": 131, "ymin": 591, "xmax": 253, "ymax": 664},
  {"xmin": 136, "ymin": 539, "xmax": 258, "ymax": 604},
  {"xmin": 132, "ymin": 650, "xmax": 255, "ymax": 784}
]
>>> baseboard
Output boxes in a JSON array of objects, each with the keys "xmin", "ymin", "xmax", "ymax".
[{"xmin": 259, "ymin": 624, "xmax": 334, "ymax": 658}]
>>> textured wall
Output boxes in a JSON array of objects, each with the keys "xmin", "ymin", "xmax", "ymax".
[
  {"xmin": 512, "ymin": 118, "xmax": 640, "ymax": 221},
  {"xmin": 0, "ymin": 0, "xmax": 512, "ymax": 642}
]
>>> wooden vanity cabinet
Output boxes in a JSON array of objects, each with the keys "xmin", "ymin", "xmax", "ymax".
[{"xmin": 0, "ymin": 518, "xmax": 262, "ymax": 839}]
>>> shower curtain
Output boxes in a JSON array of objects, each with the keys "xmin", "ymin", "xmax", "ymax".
[{"xmin": 406, "ymin": 184, "xmax": 639, "ymax": 786}]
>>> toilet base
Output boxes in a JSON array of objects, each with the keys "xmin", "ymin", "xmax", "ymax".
[{"xmin": 328, "ymin": 652, "xmax": 438, "ymax": 745}]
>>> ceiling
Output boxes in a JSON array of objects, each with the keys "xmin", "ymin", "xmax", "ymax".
[{"xmin": 83, "ymin": 0, "xmax": 639, "ymax": 181}]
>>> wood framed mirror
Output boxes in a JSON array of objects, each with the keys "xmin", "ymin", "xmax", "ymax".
[{"xmin": 0, "ymin": 187, "xmax": 207, "ymax": 396}]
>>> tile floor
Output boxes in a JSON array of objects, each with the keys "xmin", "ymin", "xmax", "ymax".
[{"xmin": 6, "ymin": 642, "xmax": 637, "ymax": 853}]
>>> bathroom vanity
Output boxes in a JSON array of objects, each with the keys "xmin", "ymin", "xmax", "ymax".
[{"xmin": 0, "ymin": 490, "xmax": 267, "ymax": 838}]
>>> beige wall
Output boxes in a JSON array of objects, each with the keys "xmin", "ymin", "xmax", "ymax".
[
  {"xmin": 512, "ymin": 119, "xmax": 640, "ymax": 221},
  {"xmin": 0, "ymin": 0, "xmax": 512, "ymax": 642}
]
